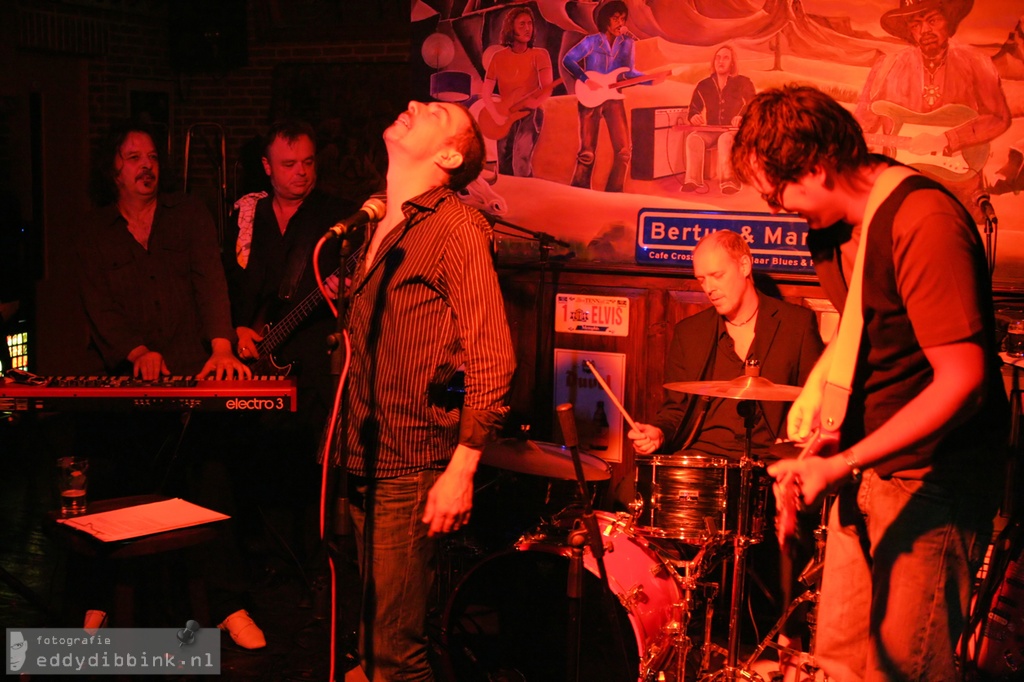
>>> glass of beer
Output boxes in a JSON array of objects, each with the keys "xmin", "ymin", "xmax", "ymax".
[
  {"xmin": 57, "ymin": 457, "xmax": 89, "ymax": 517},
  {"xmin": 1008, "ymin": 320, "xmax": 1024, "ymax": 358}
]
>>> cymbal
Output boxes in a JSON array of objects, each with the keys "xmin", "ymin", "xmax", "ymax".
[
  {"xmin": 664, "ymin": 374, "xmax": 802, "ymax": 402},
  {"xmin": 481, "ymin": 439, "xmax": 611, "ymax": 481},
  {"xmin": 767, "ymin": 440, "xmax": 805, "ymax": 459}
]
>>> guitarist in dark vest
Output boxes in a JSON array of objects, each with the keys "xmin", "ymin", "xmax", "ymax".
[
  {"xmin": 854, "ymin": 0, "xmax": 1010, "ymax": 222},
  {"xmin": 478, "ymin": 6, "xmax": 554, "ymax": 178},
  {"xmin": 561, "ymin": 0, "xmax": 664, "ymax": 192},
  {"xmin": 733, "ymin": 86, "xmax": 1008, "ymax": 682},
  {"xmin": 225, "ymin": 120, "xmax": 355, "ymax": 567}
]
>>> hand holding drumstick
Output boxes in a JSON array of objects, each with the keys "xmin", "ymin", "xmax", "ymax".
[{"xmin": 583, "ymin": 360, "xmax": 661, "ymax": 455}]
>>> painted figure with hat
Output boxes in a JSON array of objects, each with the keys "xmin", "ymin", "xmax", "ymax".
[{"xmin": 854, "ymin": 0, "xmax": 1010, "ymax": 218}]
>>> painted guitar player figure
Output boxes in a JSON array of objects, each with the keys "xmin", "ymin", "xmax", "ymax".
[
  {"xmin": 855, "ymin": 0, "xmax": 1010, "ymax": 220},
  {"xmin": 478, "ymin": 6, "xmax": 557, "ymax": 178},
  {"xmin": 562, "ymin": 0, "xmax": 666, "ymax": 192}
]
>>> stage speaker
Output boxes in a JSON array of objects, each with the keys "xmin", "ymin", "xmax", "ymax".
[
  {"xmin": 169, "ymin": 0, "xmax": 247, "ymax": 73},
  {"xmin": 631, "ymin": 106, "xmax": 688, "ymax": 181}
]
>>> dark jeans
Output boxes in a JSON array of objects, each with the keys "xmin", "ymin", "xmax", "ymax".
[
  {"xmin": 349, "ymin": 469, "xmax": 440, "ymax": 681},
  {"xmin": 571, "ymin": 99, "xmax": 631, "ymax": 192}
]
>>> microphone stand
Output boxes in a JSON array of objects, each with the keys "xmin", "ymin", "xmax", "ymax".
[
  {"xmin": 487, "ymin": 213, "xmax": 573, "ymax": 440},
  {"xmin": 322, "ymin": 224, "xmax": 363, "ymax": 680},
  {"xmin": 984, "ymin": 209, "xmax": 997, "ymax": 277},
  {"xmin": 327, "ymin": 225, "xmax": 360, "ymax": 532},
  {"xmin": 975, "ymin": 193, "xmax": 999, "ymax": 277},
  {"xmin": 485, "ymin": 213, "xmax": 572, "ymax": 253},
  {"xmin": 555, "ymin": 403, "xmax": 631, "ymax": 682}
]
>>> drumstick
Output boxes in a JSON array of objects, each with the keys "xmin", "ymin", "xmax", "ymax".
[{"xmin": 583, "ymin": 360, "xmax": 640, "ymax": 432}]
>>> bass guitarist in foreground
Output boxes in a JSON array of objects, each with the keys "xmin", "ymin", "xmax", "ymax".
[{"xmin": 731, "ymin": 85, "xmax": 1008, "ymax": 682}]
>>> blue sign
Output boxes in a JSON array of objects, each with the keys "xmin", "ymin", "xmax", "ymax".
[{"xmin": 635, "ymin": 208, "xmax": 815, "ymax": 275}]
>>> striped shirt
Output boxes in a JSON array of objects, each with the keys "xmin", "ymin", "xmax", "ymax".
[{"xmin": 340, "ymin": 186, "xmax": 516, "ymax": 478}]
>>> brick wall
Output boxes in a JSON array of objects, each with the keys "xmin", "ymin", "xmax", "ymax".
[
  {"xmin": 9, "ymin": 0, "xmax": 411, "ymax": 374},
  {"xmin": 44, "ymin": 0, "xmax": 412, "ymax": 200}
]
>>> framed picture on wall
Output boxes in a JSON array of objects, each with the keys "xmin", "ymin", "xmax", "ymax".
[{"xmin": 552, "ymin": 348, "xmax": 626, "ymax": 463}]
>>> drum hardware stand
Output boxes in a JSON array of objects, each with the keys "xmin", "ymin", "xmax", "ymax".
[
  {"xmin": 566, "ymin": 527, "xmax": 587, "ymax": 681},
  {"xmin": 557, "ymin": 403, "xmax": 633, "ymax": 681},
  {"xmin": 743, "ymin": 495, "xmax": 833, "ymax": 680},
  {"xmin": 643, "ymin": 555, "xmax": 718, "ymax": 681},
  {"xmin": 700, "ymin": 398, "xmax": 760, "ymax": 681}
]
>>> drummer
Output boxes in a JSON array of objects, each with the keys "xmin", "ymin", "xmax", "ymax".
[{"xmin": 628, "ymin": 230, "xmax": 823, "ymax": 461}]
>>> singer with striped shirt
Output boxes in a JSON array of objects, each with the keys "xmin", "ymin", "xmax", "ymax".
[{"xmin": 339, "ymin": 100, "xmax": 516, "ymax": 682}]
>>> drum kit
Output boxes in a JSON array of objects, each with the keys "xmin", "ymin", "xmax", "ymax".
[{"xmin": 439, "ymin": 367, "xmax": 829, "ymax": 682}]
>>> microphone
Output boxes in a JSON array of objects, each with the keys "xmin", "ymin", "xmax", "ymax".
[
  {"xmin": 556, "ymin": 402, "xmax": 579, "ymax": 450},
  {"xmin": 325, "ymin": 198, "xmax": 386, "ymax": 238},
  {"xmin": 974, "ymin": 192, "xmax": 998, "ymax": 226}
]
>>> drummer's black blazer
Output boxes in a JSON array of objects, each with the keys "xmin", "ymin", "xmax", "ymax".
[{"xmin": 651, "ymin": 290, "xmax": 824, "ymax": 453}]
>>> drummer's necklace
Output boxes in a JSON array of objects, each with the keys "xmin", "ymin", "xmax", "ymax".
[{"xmin": 726, "ymin": 306, "xmax": 758, "ymax": 327}]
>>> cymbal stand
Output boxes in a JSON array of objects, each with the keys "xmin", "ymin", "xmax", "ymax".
[{"xmin": 702, "ymin": 399, "xmax": 760, "ymax": 681}]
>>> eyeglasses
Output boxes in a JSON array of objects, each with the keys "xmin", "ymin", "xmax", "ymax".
[{"xmin": 761, "ymin": 181, "xmax": 789, "ymax": 211}]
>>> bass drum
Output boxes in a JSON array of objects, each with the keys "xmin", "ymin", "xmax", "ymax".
[{"xmin": 441, "ymin": 511, "xmax": 681, "ymax": 682}]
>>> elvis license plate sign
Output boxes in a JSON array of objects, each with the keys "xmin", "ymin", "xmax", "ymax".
[{"xmin": 555, "ymin": 294, "xmax": 629, "ymax": 337}]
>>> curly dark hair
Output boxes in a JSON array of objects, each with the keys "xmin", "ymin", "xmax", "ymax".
[
  {"xmin": 444, "ymin": 104, "xmax": 486, "ymax": 192},
  {"xmin": 90, "ymin": 121, "xmax": 165, "ymax": 207},
  {"xmin": 730, "ymin": 85, "xmax": 870, "ymax": 190},
  {"xmin": 595, "ymin": 1, "xmax": 628, "ymax": 33}
]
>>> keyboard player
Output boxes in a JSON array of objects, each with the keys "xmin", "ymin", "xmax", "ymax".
[
  {"xmin": 63, "ymin": 122, "xmax": 266, "ymax": 647},
  {"xmin": 77, "ymin": 123, "xmax": 249, "ymax": 381}
]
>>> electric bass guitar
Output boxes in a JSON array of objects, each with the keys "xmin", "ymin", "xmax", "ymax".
[
  {"xmin": 248, "ymin": 268, "xmax": 339, "ymax": 377},
  {"xmin": 478, "ymin": 78, "xmax": 563, "ymax": 140},
  {"xmin": 863, "ymin": 101, "xmax": 990, "ymax": 183},
  {"xmin": 573, "ymin": 65, "xmax": 681, "ymax": 109},
  {"xmin": 775, "ymin": 427, "xmax": 841, "ymax": 552}
]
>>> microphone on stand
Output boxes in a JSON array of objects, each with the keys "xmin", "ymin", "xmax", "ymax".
[
  {"xmin": 323, "ymin": 197, "xmax": 386, "ymax": 238},
  {"xmin": 974, "ymin": 191, "xmax": 998, "ymax": 227},
  {"xmin": 973, "ymin": 191, "xmax": 998, "ymax": 276}
]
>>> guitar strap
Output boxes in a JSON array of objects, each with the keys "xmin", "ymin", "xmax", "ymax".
[{"xmin": 819, "ymin": 165, "xmax": 917, "ymax": 433}]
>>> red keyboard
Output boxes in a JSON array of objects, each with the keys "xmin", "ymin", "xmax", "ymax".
[{"xmin": 0, "ymin": 376, "xmax": 297, "ymax": 412}]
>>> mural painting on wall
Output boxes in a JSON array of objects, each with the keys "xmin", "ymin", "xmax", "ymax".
[{"xmin": 411, "ymin": 0, "xmax": 1024, "ymax": 282}]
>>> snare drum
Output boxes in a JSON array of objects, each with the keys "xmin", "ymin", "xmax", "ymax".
[
  {"xmin": 441, "ymin": 510, "xmax": 681, "ymax": 681},
  {"xmin": 633, "ymin": 454, "xmax": 768, "ymax": 542}
]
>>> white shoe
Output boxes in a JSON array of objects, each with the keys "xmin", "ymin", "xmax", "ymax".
[
  {"xmin": 217, "ymin": 609, "xmax": 266, "ymax": 649},
  {"xmin": 84, "ymin": 609, "xmax": 107, "ymax": 635}
]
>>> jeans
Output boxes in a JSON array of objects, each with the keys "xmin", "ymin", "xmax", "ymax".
[
  {"xmin": 349, "ymin": 469, "xmax": 441, "ymax": 682},
  {"xmin": 497, "ymin": 108, "xmax": 542, "ymax": 178},
  {"xmin": 815, "ymin": 469, "xmax": 991, "ymax": 681},
  {"xmin": 571, "ymin": 99, "xmax": 631, "ymax": 192},
  {"xmin": 684, "ymin": 129, "xmax": 739, "ymax": 189}
]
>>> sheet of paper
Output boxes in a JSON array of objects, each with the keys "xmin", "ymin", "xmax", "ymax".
[{"xmin": 57, "ymin": 498, "xmax": 229, "ymax": 542}]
